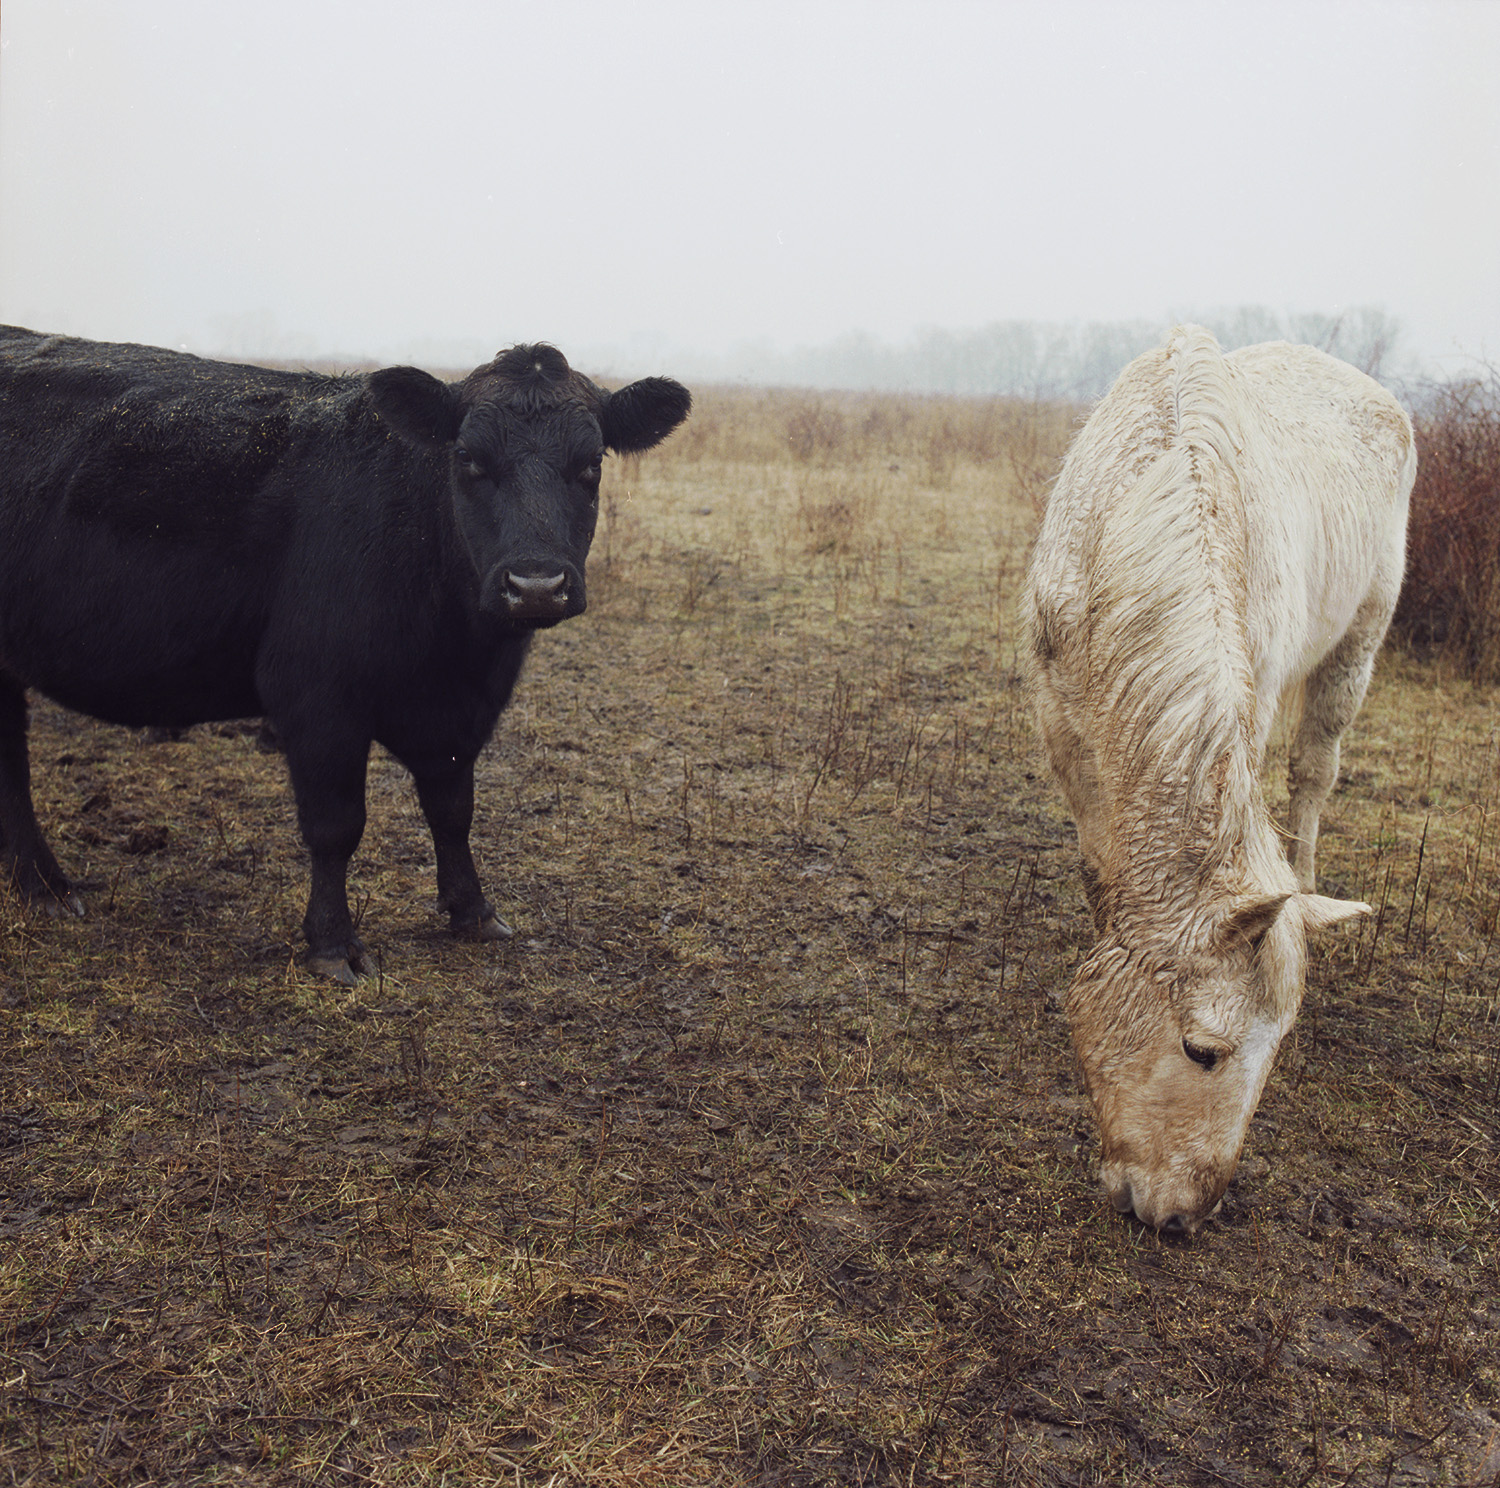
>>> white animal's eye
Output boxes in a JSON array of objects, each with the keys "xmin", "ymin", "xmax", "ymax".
[{"xmin": 1183, "ymin": 1040, "xmax": 1222, "ymax": 1071}]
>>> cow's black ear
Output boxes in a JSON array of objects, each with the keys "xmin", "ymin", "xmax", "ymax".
[
  {"xmin": 367, "ymin": 366, "xmax": 463, "ymax": 446},
  {"xmin": 600, "ymin": 377, "xmax": 691, "ymax": 453}
]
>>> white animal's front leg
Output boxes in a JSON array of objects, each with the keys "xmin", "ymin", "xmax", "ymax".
[{"xmin": 1285, "ymin": 618, "xmax": 1386, "ymax": 892}]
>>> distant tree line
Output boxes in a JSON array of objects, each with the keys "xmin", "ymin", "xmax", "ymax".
[{"xmin": 694, "ymin": 305, "xmax": 1401, "ymax": 400}]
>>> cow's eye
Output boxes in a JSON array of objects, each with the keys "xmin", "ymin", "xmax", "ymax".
[
  {"xmin": 455, "ymin": 445, "xmax": 478, "ymax": 471},
  {"xmin": 1183, "ymin": 1040, "xmax": 1221, "ymax": 1071},
  {"xmin": 579, "ymin": 461, "xmax": 602, "ymax": 485}
]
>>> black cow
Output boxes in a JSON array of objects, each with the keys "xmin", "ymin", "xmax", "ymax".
[{"xmin": 0, "ymin": 328, "xmax": 690, "ymax": 982}]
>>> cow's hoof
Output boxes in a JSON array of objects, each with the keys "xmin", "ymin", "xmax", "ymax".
[
  {"xmin": 451, "ymin": 909, "xmax": 513, "ymax": 941},
  {"xmin": 305, "ymin": 943, "xmax": 372, "ymax": 984},
  {"xmin": 475, "ymin": 912, "xmax": 514, "ymax": 941},
  {"xmin": 15, "ymin": 879, "xmax": 85, "ymax": 918}
]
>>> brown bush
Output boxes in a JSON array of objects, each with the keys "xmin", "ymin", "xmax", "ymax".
[
  {"xmin": 1393, "ymin": 373, "xmax": 1500, "ymax": 679},
  {"xmin": 784, "ymin": 399, "xmax": 848, "ymax": 462}
]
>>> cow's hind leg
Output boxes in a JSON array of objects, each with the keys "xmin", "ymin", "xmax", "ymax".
[
  {"xmin": 0, "ymin": 675, "xmax": 83, "ymax": 916},
  {"xmin": 409, "ymin": 754, "xmax": 512, "ymax": 942},
  {"xmin": 1286, "ymin": 616, "xmax": 1386, "ymax": 893}
]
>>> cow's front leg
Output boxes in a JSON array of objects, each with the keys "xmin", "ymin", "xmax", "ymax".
[
  {"xmin": 410, "ymin": 755, "xmax": 512, "ymax": 942},
  {"xmin": 0, "ymin": 675, "xmax": 83, "ymax": 917},
  {"xmin": 282, "ymin": 729, "xmax": 372, "ymax": 983}
]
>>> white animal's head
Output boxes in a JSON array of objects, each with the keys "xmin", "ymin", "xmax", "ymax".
[{"xmin": 1067, "ymin": 888, "xmax": 1368, "ymax": 1233}]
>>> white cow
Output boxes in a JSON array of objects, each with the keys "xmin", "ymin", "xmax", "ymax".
[{"xmin": 1024, "ymin": 325, "xmax": 1415, "ymax": 1231}]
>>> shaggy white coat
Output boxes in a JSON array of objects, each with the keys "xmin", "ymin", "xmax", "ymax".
[{"xmin": 1025, "ymin": 325, "xmax": 1416, "ymax": 1230}]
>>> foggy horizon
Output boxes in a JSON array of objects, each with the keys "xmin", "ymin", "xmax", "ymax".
[{"xmin": 3, "ymin": 1, "xmax": 1497, "ymax": 389}]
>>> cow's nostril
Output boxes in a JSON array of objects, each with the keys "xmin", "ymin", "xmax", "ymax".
[{"xmin": 506, "ymin": 571, "xmax": 566, "ymax": 599}]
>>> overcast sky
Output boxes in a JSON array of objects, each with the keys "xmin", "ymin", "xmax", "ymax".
[{"xmin": 2, "ymin": 0, "xmax": 1497, "ymax": 378}]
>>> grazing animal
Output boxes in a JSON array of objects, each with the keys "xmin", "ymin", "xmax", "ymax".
[
  {"xmin": 0, "ymin": 328, "xmax": 690, "ymax": 982},
  {"xmin": 1024, "ymin": 325, "xmax": 1415, "ymax": 1231}
]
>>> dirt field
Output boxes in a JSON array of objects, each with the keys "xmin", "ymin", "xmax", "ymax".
[{"xmin": 3, "ymin": 385, "xmax": 1498, "ymax": 1486}]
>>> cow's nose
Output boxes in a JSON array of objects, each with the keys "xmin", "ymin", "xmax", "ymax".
[{"xmin": 502, "ymin": 569, "xmax": 569, "ymax": 619}]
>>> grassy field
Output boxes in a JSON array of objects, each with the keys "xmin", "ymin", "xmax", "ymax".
[{"xmin": 3, "ymin": 385, "xmax": 1498, "ymax": 1486}]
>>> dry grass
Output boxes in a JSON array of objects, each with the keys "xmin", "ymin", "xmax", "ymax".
[{"xmin": 3, "ymin": 385, "xmax": 1498, "ymax": 1486}]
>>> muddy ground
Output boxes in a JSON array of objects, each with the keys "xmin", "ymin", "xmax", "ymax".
[{"xmin": 3, "ymin": 388, "xmax": 1498, "ymax": 1485}]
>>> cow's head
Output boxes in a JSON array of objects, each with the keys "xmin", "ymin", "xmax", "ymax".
[
  {"xmin": 366, "ymin": 345, "xmax": 690, "ymax": 628},
  {"xmin": 1067, "ymin": 887, "xmax": 1367, "ymax": 1232}
]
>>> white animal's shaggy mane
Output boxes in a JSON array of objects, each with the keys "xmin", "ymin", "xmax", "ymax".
[{"xmin": 1034, "ymin": 327, "xmax": 1262, "ymax": 888}]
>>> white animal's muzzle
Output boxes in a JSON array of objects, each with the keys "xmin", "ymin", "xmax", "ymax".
[{"xmin": 1101, "ymin": 1159, "xmax": 1228, "ymax": 1234}]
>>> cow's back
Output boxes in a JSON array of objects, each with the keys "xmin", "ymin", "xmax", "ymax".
[
  {"xmin": 0, "ymin": 329, "xmax": 397, "ymax": 726},
  {"xmin": 0, "ymin": 327, "xmax": 362, "ymax": 539}
]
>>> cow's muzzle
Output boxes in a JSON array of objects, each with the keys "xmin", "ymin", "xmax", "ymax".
[
  {"xmin": 482, "ymin": 564, "xmax": 584, "ymax": 624},
  {"xmin": 504, "ymin": 568, "xmax": 569, "ymax": 619}
]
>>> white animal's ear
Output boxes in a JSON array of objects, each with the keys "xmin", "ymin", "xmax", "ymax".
[
  {"xmin": 1298, "ymin": 894, "xmax": 1371, "ymax": 934},
  {"xmin": 1217, "ymin": 893, "xmax": 1291, "ymax": 953}
]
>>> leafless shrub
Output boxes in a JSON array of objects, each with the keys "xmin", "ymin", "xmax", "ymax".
[
  {"xmin": 675, "ymin": 548, "xmax": 722, "ymax": 614},
  {"xmin": 1392, "ymin": 372, "xmax": 1500, "ymax": 680},
  {"xmin": 785, "ymin": 400, "xmax": 848, "ymax": 463},
  {"xmin": 797, "ymin": 478, "xmax": 869, "ymax": 557}
]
